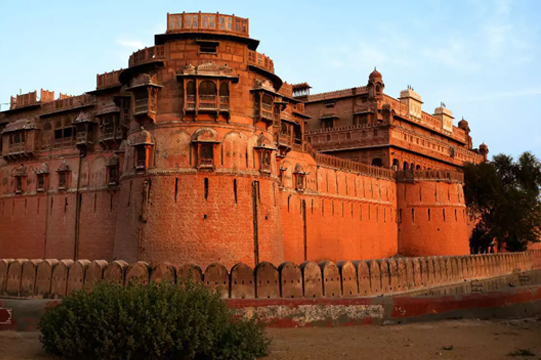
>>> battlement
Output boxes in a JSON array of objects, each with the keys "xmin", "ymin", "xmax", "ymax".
[
  {"xmin": 396, "ymin": 169, "xmax": 464, "ymax": 183},
  {"xmin": 167, "ymin": 12, "xmax": 249, "ymax": 38},
  {"xmin": 128, "ymin": 45, "xmax": 165, "ymax": 68},
  {"xmin": 1, "ymin": 251, "xmax": 538, "ymax": 299},
  {"xmin": 97, "ymin": 70, "xmax": 122, "ymax": 89}
]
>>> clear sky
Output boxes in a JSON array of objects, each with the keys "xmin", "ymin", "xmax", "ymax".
[{"xmin": 0, "ymin": 0, "xmax": 539, "ymax": 159}]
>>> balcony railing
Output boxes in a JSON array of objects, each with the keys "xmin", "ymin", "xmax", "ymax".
[
  {"xmin": 128, "ymin": 45, "xmax": 165, "ymax": 68},
  {"xmin": 8, "ymin": 142, "xmax": 25, "ymax": 154},
  {"xmin": 167, "ymin": 12, "xmax": 249, "ymax": 38},
  {"xmin": 134, "ymin": 98, "xmax": 149, "ymax": 115},
  {"xmin": 247, "ymin": 51, "xmax": 274, "ymax": 73},
  {"xmin": 396, "ymin": 170, "xmax": 464, "ymax": 183},
  {"xmin": 199, "ymin": 95, "xmax": 217, "ymax": 109},
  {"xmin": 185, "ymin": 95, "xmax": 230, "ymax": 111},
  {"xmin": 97, "ymin": 70, "xmax": 122, "ymax": 89},
  {"xmin": 186, "ymin": 95, "xmax": 195, "ymax": 110},
  {"xmin": 219, "ymin": 96, "xmax": 229, "ymax": 110},
  {"xmin": 41, "ymin": 94, "xmax": 96, "ymax": 114}
]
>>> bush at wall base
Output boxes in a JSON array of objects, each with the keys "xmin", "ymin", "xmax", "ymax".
[{"xmin": 38, "ymin": 281, "xmax": 270, "ymax": 360}]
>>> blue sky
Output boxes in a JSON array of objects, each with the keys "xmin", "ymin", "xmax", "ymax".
[{"xmin": 0, "ymin": 0, "xmax": 540, "ymax": 159}]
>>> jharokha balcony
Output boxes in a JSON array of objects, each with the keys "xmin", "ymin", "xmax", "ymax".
[{"xmin": 128, "ymin": 45, "xmax": 166, "ymax": 68}]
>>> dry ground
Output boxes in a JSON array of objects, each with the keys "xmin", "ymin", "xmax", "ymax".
[{"xmin": 0, "ymin": 319, "xmax": 540, "ymax": 360}]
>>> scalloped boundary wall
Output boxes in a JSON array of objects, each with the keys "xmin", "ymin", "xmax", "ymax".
[{"xmin": 1, "ymin": 250, "xmax": 539, "ymax": 300}]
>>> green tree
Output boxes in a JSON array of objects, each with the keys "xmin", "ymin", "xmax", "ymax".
[{"xmin": 463, "ymin": 152, "xmax": 541, "ymax": 253}]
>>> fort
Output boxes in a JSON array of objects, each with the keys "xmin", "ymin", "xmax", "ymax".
[{"xmin": 0, "ymin": 12, "xmax": 489, "ymax": 269}]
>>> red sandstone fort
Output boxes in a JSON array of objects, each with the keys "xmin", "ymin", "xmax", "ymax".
[{"xmin": 0, "ymin": 12, "xmax": 490, "ymax": 269}]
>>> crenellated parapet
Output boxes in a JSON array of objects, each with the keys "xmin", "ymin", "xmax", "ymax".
[{"xmin": 1, "ymin": 251, "xmax": 539, "ymax": 299}]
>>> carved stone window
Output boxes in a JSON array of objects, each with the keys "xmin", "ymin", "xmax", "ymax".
[
  {"xmin": 35, "ymin": 164, "xmax": 49, "ymax": 192},
  {"xmin": 255, "ymin": 134, "xmax": 275, "ymax": 174},
  {"xmin": 200, "ymin": 143, "xmax": 214, "ymax": 166},
  {"xmin": 191, "ymin": 128, "xmax": 219, "ymax": 170},
  {"xmin": 219, "ymin": 83, "xmax": 229, "ymax": 110},
  {"xmin": 294, "ymin": 164, "xmax": 307, "ymax": 192},
  {"xmin": 131, "ymin": 129, "xmax": 154, "ymax": 172},
  {"xmin": 199, "ymin": 81, "xmax": 217, "ymax": 110},
  {"xmin": 107, "ymin": 154, "xmax": 120, "ymax": 186},
  {"xmin": 323, "ymin": 119, "xmax": 333, "ymax": 129},
  {"xmin": 186, "ymin": 81, "xmax": 196, "ymax": 109},
  {"xmin": 13, "ymin": 165, "xmax": 27, "ymax": 194},
  {"xmin": 37, "ymin": 174, "xmax": 45, "ymax": 191},
  {"xmin": 136, "ymin": 146, "xmax": 146, "ymax": 171},
  {"xmin": 53, "ymin": 118, "xmax": 74, "ymax": 148},
  {"xmin": 57, "ymin": 162, "xmax": 71, "ymax": 191}
]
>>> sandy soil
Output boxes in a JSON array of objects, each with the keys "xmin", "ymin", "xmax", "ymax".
[{"xmin": 0, "ymin": 319, "xmax": 540, "ymax": 360}]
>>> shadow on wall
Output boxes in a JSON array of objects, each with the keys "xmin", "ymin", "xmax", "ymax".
[{"xmin": 0, "ymin": 251, "xmax": 540, "ymax": 300}]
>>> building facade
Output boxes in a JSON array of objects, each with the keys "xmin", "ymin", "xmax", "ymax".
[
  {"xmin": 301, "ymin": 72, "xmax": 488, "ymax": 170},
  {"xmin": 0, "ymin": 12, "xmax": 482, "ymax": 268}
]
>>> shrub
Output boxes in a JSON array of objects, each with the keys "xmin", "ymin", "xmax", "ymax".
[{"xmin": 39, "ymin": 280, "xmax": 270, "ymax": 360}]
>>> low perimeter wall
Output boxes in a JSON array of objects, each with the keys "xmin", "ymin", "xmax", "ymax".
[{"xmin": 1, "ymin": 251, "xmax": 540, "ymax": 300}]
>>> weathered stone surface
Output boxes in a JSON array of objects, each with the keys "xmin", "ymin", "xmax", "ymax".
[
  {"xmin": 379, "ymin": 260, "xmax": 390, "ymax": 293},
  {"xmin": 279, "ymin": 262, "xmax": 302, "ymax": 299},
  {"xmin": 255, "ymin": 261, "xmax": 279, "ymax": 299},
  {"xmin": 51, "ymin": 260, "xmax": 74, "ymax": 298},
  {"xmin": 21, "ymin": 260, "xmax": 42, "ymax": 297},
  {"xmin": 125, "ymin": 261, "xmax": 150, "ymax": 285},
  {"xmin": 150, "ymin": 262, "xmax": 176, "ymax": 283},
  {"xmin": 320, "ymin": 261, "xmax": 341, "ymax": 298},
  {"xmin": 353, "ymin": 261, "xmax": 371, "ymax": 296},
  {"xmin": 204, "ymin": 263, "xmax": 229, "ymax": 298},
  {"xmin": 301, "ymin": 261, "xmax": 322, "ymax": 298},
  {"xmin": 35, "ymin": 259, "xmax": 58, "ymax": 298},
  {"xmin": 369, "ymin": 260, "xmax": 381, "ymax": 294},
  {"xmin": 177, "ymin": 264, "xmax": 203, "ymax": 283},
  {"xmin": 103, "ymin": 260, "xmax": 128, "ymax": 285},
  {"xmin": 337, "ymin": 261, "xmax": 358, "ymax": 298},
  {"xmin": 6, "ymin": 259, "xmax": 27, "ymax": 296},
  {"xmin": 67, "ymin": 260, "xmax": 90, "ymax": 295},
  {"xmin": 230, "ymin": 263, "xmax": 254, "ymax": 299},
  {"xmin": 84, "ymin": 260, "xmax": 108, "ymax": 292}
]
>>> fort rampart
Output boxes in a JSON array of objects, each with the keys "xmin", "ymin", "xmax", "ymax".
[{"xmin": 1, "ymin": 250, "xmax": 539, "ymax": 300}]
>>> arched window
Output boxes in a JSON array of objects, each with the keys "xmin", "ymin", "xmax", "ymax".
[
  {"xmin": 199, "ymin": 81, "xmax": 217, "ymax": 109},
  {"xmin": 403, "ymin": 162, "xmax": 409, "ymax": 171},
  {"xmin": 416, "ymin": 165, "xmax": 421, "ymax": 170},
  {"xmin": 392, "ymin": 159, "xmax": 400, "ymax": 170},
  {"xmin": 199, "ymin": 81, "xmax": 217, "ymax": 96},
  {"xmin": 371, "ymin": 158, "xmax": 383, "ymax": 167},
  {"xmin": 219, "ymin": 82, "xmax": 229, "ymax": 96},
  {"xmin": 219, "ymin": 83, "xmax": 229, "ymax": 109},
  {"xmin": 187, "ymin": 81, "xmax": 196, "ymax": 96}
]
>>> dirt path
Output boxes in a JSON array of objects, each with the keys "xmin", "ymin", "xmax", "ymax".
[{"xmin": 1, "ymin": 319, "xmax": 540, "ymax": 360}]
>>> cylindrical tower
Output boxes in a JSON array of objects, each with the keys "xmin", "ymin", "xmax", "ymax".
[
  {"xmin": 113, "ymin": 12, "xmax": 292, "ymax": 269},
  {"xmin": 396, "ymin": 170, "xmax": 470, "ymax": 256}
]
